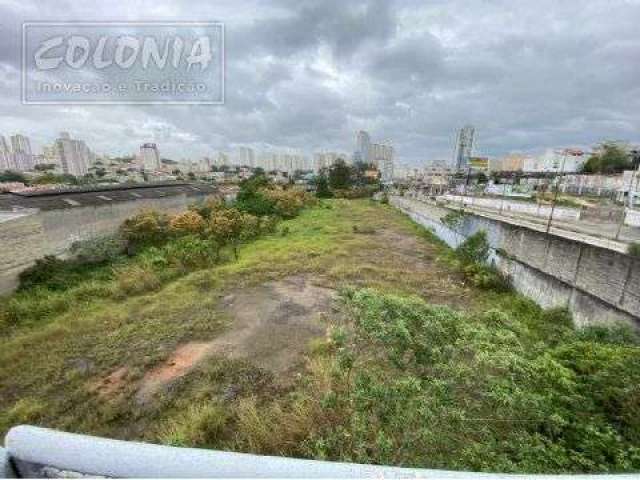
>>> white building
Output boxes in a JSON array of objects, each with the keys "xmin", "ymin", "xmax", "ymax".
[
  {"xmin": 525, "ymin": 149, "xmax": 587, "ymax": 173},
  {"xmin": 52, "ymin": 132, "xmax": 93, "ymax": 177},
  {"xmin": 10, "ymin": 134, "xmax": 32, "ymax": 156},
  {"xmin": 314, "ymin": 151, "xmax": 345, "ymax": 172},
  {"xmin": 139, "ymin": 143, "xmax": 161, "ymax": 171}
]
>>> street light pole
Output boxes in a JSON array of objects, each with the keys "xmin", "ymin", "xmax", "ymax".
[{"xmin": 546, "ymin": 150, "xmax": 568, "ymax": 233}]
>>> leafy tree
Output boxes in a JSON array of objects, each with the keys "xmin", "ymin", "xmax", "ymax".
[
  {"xmin": 456, "ymin": 230, "xmax": 490, "ymax": 265},
  {"xmin": 33, "ymin": 163, "xmax": 57, "ymax": 172},
  {"xmin": 315, "ymin": 174, "xmax": 333, "ymax": 198},
  {"xmin": 120, "ymin": 210, "xmax": 170, "ymax": 250},
  {"xmin": 328, "ymin": 159, "xmax": 354, "ymax": 190},
  {"xmin": 582, "ymin": 141, "xmax": 632, "ymax": 174},
  {"xmin": 0, "ymin": 170, "xmax": 28, "ymax": 183},
  {"xmin": 206, "ymin": 208, "xmax": 248, "ymax": 260},
  {"xmin": 169, "ymin": 211, "xmax": 206, "ymax": 237}
]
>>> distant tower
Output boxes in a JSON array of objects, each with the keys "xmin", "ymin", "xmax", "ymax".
[
  {"xmin": 454, "ymin": 125, "xmax": 475, "ymax": 170},
  {"xmin": 356, "ymin": 130, "xmax": 371, "ymax": 164}
]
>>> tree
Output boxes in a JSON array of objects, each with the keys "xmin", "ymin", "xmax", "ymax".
[
  {"xmin": 120, "ymin": 210, "xmax": 170, "ymax": 250},
  {"xmin": 206, "ymin": 208, "xmax": 255, "ymax": 260},
  {"xmin": 315, "ymin": 174, "xmax": 332, "ymax": 198},
  {"xmin": 169, "ymin": 211, "xmax": 206, "ymax": 237},
  {"xmin": 582, "ymin": 141, "xmax": 632, "ymax": 174},
  {"xmin": 0, "ymin": 170, "xmax": 28, "ymax": 183},
  {"xmin": 34, "ymin": 163, "xmax": 57, "ymax": 172},
  {"xmin": 328, "ymin": 159, "xmax": 353, "ymax": 190}
]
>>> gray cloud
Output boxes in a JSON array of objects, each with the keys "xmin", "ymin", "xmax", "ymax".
[{"xmin": 0, "ymin": 0, "xmax": 639, "ymax": 165}]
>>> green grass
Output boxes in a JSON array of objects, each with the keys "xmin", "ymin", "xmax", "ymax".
[{"xmin": 1, "ymin": 199, "xmax": 638, "ymax": 474}]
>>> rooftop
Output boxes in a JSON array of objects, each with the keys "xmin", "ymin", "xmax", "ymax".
[{"xmin": 0, "ymin": 182, "xmax": 218, "ymax": 212}]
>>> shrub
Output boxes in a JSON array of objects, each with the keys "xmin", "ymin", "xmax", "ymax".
[
  {"xmin": 18, "ymin": 256, "xmax": 67, "ymax": 291},
  {"xmin": 456, "ymin": 231, "xmax": 490, "ymax": 265},
  {"xmin": 462, "ymin": 263, "xmax": 511, "ymax": 291},
  {"xmin": 0, "ymin": 398, "xmax": 45, "ymax": 434},
  {"xmin": 159, "ymin": 402, "xmax": 229, "ymax": 447},
  {"xmin": 442, "ymin": 210, "xmax": 465, "ymax": 230},
  {"xmin": 70, "ymin": 235, "xmax": 126, "ymax": 264},
  {"xmin": 0, "ymin": 287, "xmax": 72, "ymax": 328},
  {"xmin": 169, "ymin": 211, "xmax": 206, "ymax": 237},
  {"xmin": 262, "ymin": 188, "xmax": 314, "ymax": 219},
  {"xmin": 120, "ymin": 210, "xmax": 170, "ymax": 250},
  {"xmin": 628, "ymin": 242, "xmax": 640, "ymax": 258},
  {"xmin": 162, "ymin": 236, "xmax": 216, "ymax": 269},
  {"xmin": 114, "ymin": 264, "xmax": 161, "ymax": 296}
]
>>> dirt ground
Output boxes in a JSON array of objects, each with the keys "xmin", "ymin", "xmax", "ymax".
[{"xmin": 136, "ymin": 275, "xmax": 336, "ymax": 402}]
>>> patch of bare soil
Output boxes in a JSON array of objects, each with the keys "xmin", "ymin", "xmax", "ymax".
[
  {"xmin": 90, "ymin": 366, "xmax": 129, "ymax": 399},
  {"xmin": 136, "ymin": 275, "xmax": 336, "ymax": 402}
]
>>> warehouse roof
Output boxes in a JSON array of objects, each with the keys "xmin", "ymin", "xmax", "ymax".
[{"xmin": 0, "ymin": 182, "xmax": 219, "ymax": 212}]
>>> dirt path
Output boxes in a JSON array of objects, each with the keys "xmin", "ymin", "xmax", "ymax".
[{"xmin": 135, "ymin": 275, "xmax": 336, "ymax": 402}]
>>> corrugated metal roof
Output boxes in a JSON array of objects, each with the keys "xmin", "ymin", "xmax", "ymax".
[{"xmin": 0, "ymin": 183, "xmax": 218, "ymax": 212}]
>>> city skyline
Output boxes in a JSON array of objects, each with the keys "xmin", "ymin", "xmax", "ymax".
[{"xmin": 0, "ymin": 1, "xmax": 639, "ymax": 166}]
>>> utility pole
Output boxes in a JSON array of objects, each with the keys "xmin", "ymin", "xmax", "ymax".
[{"xmin": 546, "ymin": 150, "xmax": 568, "ymax": 233}]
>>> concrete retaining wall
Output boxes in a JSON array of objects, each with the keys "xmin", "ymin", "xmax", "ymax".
[
  {"xmin": 625, "ymin": 208, "xmax": 640, "ymax": 227},
  {"xmin": 392, "ymin": 196, "xmax": 639, "ymax": 328},
  {"xmin": 0, "ymin": 194, "xmax": 206, "ymax": 295}
]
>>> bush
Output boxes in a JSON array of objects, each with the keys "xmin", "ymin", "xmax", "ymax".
[
  {"xmin": 70, "ymin": 235, "xmax": 126, "ymax": 264},
  {"xmin": 628, "ymin": 242, "xmax": 640, "ymax": 258},
  {"xmin": 114, "ymin": 264, "xmax": 161, "ymax": 296},
  {"xmin": 18, "ymin": 256, "xmax": 67, "ymax": 291},
  {"xmin": 162, "ymin": 236, "xmax": 216, "ymax": 269},
  {"xmin": 0, "ymin": 398, "xmax": 45, "ymax": 434},
  {"xmin": 120, "ymin": 210, "xmax": 170, "ymax": 250},
  {"xmin": 456, "ymin": 231, "xmax": 490, "ymax": 265},
  {"xmin": 159, "ymin": 402, "xmax": 229, "ymax": 447},
  {"xmin": 441, "ymin": 210, "xmax": 465, "ymax": 230},
  {"xmin": 462, "ymin": 263, "xmax": 511, "ymax": 291},
  {"xmin": 169, "ymin": 211, "xmax": 206, "ymax": 237}
]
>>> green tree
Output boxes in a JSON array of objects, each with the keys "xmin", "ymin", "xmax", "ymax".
[
  {"xmin": 582, "ymin": 141, "xmax": 632, "ymax": 174},
  {"xmin": 0, "ymin": 170, "xmax": 28, "ymax": 183},
  {"xmin": 328, "ymin": 159, "xmax": 353, "ymax": 190},
  {"xmin": 315, "ymin": 174, "xmax": 333, "ymax": 198}
]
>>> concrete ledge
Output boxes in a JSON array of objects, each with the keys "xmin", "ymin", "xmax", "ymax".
[{"xmin": 1, "ymin": 446, "xmax": 16, "ymax": 478}]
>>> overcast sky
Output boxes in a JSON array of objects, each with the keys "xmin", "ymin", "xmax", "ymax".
[{"xmin": 0, "ymin": 0, "xmax": 639, "ymax": 166}]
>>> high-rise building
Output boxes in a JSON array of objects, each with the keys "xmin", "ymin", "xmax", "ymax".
[
  {"xmin": 10, "ymin": 134, "xmax": 32, "ymax": 156},
  {"xmin": 0, "ymin": 135, "xmax": 11, "ymax": 171},
  {"xmin": 53, "ymin": 132, "xmax": 93, "ymax": 177},
  {"xmin": 371, "ymin": 143, "xmax": 394, "ymax": 183},
  {"xmin": 139, "ymin": 143, "xmax": 161, "ymax": 171},
  {"xmin": 454, "ymin": 125, "xmax": 475, "ymax": 170},
  {"xmin": 356, "ymin": 130, "xmax": 372, "ymax": 163}
]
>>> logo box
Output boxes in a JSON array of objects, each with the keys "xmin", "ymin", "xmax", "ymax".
[{"xmin": 22, "ymin": 22, "xmax": 224, "ymax": 104}]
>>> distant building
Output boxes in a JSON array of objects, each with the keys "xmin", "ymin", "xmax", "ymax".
[
  {"xmin": 314, "ymin": 151, "xmax": 344, "ymax": 172},
  {"xmin": 354, "ymin": 130, "xmax": 394, "ymax": 183},
  {"xmin": 355, "ymin": 130, "xmax": 372, "ymax": 163},
  {"xmin": 468, "ymin": 156, "xmax": 489, "ymax": 171},
  {"xmin": 10, "ymin": 134, "xmax": 32, "ymax": 156},
  {"xmin": 524, "ymin": 149, "xmax": 586, "ymax": 173},
  {"xmin": 454, "ymin": 125, "xmax": 475, "ymax": 170},
  {"xmin": 139, "ymin": 143, "xmax": 161, "ymax": 171},
  {"xmin": 54, "ymin": 132, "xmax": 93, "ymax": 177},
  {"xmin": 490, "ymin": 154, "xmax": 527, "ymax": 172}
]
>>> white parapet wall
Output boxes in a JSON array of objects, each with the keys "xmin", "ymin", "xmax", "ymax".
[
  {"xmin": 441, "ymin": 195, "xmax": 582, "ymax": 221},
  {"xmin": 3, "ymin": 426, "xmax": 640, "ymax": 479},
  {"xmin": 624, "ymin": 208, "xmax": 640, "ymax": 227}
]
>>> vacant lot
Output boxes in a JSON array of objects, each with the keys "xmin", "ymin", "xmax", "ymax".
[
  {"xmin": 0, "ymin": 200, "xmax": 474, "ymax": 437},
  {"xmin": 1, "ymin": 199, "xmax": 638, "ymax": 473}
]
